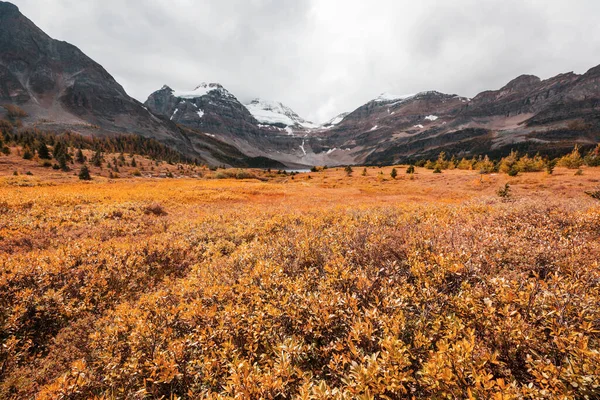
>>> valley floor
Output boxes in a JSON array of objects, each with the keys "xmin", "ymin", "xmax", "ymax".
[{"xmin": 1, "ymin": 167, "xmax": 599, "ymax": 398}]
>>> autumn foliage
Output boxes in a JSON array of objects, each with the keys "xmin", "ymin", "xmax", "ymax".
[{"xmin": 0, "ymin": 167, "xmax": 599, "ymax": 399}]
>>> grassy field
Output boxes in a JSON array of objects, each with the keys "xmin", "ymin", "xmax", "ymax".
[{"xmin": 1, "ymin": 162, "xmax": 600, "ymax": 399}]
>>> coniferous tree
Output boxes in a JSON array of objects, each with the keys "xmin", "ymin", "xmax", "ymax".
[
  {"xmin": 92, "ymin": 150, "xmax": 103, "ymax": 167},
  {"xmin": 37, "ymin": 142, "xmax": 51, "ymax": 159},
  {"xmin": 76, "ymin": 148, "xmax": 85, "ymax": 163},
  {"xmin": 78, "ymin": 165, "xmax": 91, "ymax": 180}
]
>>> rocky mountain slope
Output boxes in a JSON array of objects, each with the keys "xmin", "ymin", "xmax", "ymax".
[
  {"xmin": 311, "ymin": 69, "xmax": 600, "ymax": 165},
  {"xmin": 1, "ymin": 0, "xmax": 599, "ymax": 168},
  {"xmin": 145, "ymin": 84, "xmax": 314, "ymax": 167},
  {"xmin": 0, "ymin": 1, "xmax": 285, "ymax": 167}
]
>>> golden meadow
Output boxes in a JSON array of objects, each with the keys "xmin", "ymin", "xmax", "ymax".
[{"xmin": 1, "ymin": 154, "xmax": 600, "ymax": 398}]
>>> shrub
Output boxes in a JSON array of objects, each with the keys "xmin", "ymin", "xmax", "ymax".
[
  {"xmin": 434, "ymin": 152, "xmax": 450, "ymax": 170},
  {"xmin": 497, "ymin": 183, "xmax": 511, "ymax": 199},
  {"xmin": 390, "ymin": 168, "xmax": 397, "ymax": 179},
  {"xmin": 433, "ymin": 167, "xmax": 442, "ymax": 174},
  {"xmin": 22, "ymin": 147, "xmax": 33, "ymax": 160},
  {"xmin": 143, "ymin": 203, "xmax": 167, "ymax": 216},
  {"xmin": 585, "ymin": 187, "xmax": 600, "ymax": 200},
  {"xmin": 132, "ymin": 169, "xmax": 142, "ymax": 177},
  {"xmin": 406, "ymin": 165, "xmax": 415, "ymax": 174},
  {"xmin": 584, "ymin": 144, "xmax": 600, "ymax": 167},
  {"xmin": 78, "ymin": 165, "xmax": 91, "ymax": 180},
  {"xmin": 546, "ymin": 159, "xmax": 557, "ymax": 175},
  {"xmin": 475, "ymin": 156, "xmax": 495, "ymax": 174},
  {"xmin": 557, "ymin": 145, "xmax": 584, "ymax": 169},
  {"xmin": 499, "ymin": 150, "xmax": 518, "ymax": 174},
  {"xmin": 344, "ymin": 166, "xmax": 353, "ymax": 176}
]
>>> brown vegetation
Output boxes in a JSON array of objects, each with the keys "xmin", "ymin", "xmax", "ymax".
[{"xmin": 0, "ymin": 164, "xmax": 599, "ymax": 399}]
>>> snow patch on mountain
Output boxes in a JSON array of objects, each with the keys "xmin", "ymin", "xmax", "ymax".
[
  {"xmin": 374, "ymin": 92, "xmax": 415, "ymax": 104},
  {"xmin": 245, "ymin": 99, "xmax": 317, "ymax": 129},
  {"xmin": 322, "ymin": 112, "xmax": 349, "ymax": 127},
  {"xmin": 172, "ymin": 83, "xmax": 234, "ymax": 99},
  {"xmin": 425, "ymin": 115, "xmax": 439, "ymax": 121}
]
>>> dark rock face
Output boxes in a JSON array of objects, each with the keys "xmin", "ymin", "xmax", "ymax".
[
  {"xmin": 0, "ymin": 1, "xmax": 177, "ymax": 138},
  {"xmin": 312, "ymin": 69, "xmax": 600, "ymax": 165},
  {"xmin": 0, "ymin": 1, "xmax": 288, "ymax": 167}
]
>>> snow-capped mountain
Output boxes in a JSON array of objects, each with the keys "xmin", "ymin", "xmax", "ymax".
[
  {"xmin": 321, "ymin": 112, "xmax": 349, "ymax": 128},
  {"xmin": 172, "ymin": 82, "xmax": 237, "ymax": 100},
  {"xmin": 145, "ymin": 83, "xmax": 252, "ymax": 130},
  {"xmin": 245, "ymin": 99, "xmax": 318, "ymax": 130}
]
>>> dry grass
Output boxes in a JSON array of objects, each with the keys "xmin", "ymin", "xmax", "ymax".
[{"xmin": 1, "ymin": 163, "xmax": 599, "ymax": 399}]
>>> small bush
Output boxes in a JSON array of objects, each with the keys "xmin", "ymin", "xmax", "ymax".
[
  {"xmin": 406, "ymin": 165, "xmax": 415, "ymax": 174},
  {"xmin": 390, "ymin": 168, "xmax": 397, "ymax": 179},
  {"xmin": 143, "ymin": 203, "xmax": 167, "ymax": 216},
  {"xmin": 546, "ymin": 159, "xmax": 557, "ymax": 175},
  {"xmin": 497, "ymin": 183, "xmax": 511, "ymax": 199},
  {"xmin": 22, "ymin": 148, "xmax": 33, "ymax": 160},
  {"xmin": 585, "ymin": 188, "xmax": 600, "ymax": 200}
]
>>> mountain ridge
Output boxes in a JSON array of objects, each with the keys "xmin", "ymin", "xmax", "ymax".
[{"xmin": 1, "ymin": 0, "xmax": 599, "ymax": 168}]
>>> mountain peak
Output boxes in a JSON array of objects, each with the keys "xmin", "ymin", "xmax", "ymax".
[
  {"xmin": 245, "ymin": 98, "xmax": 317, "ymax": 129},
  {"xmin": 501, "ymin": 74, "xmax": 541, "ymax": 91},
  {"xmin": 0, "ymin": 1, "xmax": 19, "ymax": 13},
  {"xmin": 171, "ymin": 82, "xmax": 233, "ymax": 99},
  {"xmin": 374, "ymin": 92, "xmax": 416, "ymax": 104}
]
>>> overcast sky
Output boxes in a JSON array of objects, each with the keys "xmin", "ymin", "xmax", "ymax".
[{"xmin": 11, "ymin": 0, "xmax": 600, "ymax": 123}]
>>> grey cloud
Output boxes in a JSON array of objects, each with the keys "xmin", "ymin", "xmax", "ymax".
[{"xmin": 11, "ymin": 0, "xmax": 600, "ymax": 123}]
